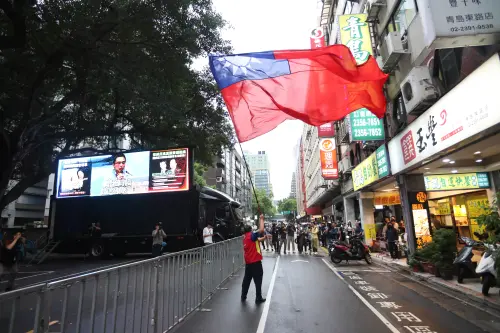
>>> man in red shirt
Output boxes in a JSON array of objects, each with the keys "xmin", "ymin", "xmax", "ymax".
[{"xmin": 241, "ymin": 214, "xmax": 266, "ymax": 303}]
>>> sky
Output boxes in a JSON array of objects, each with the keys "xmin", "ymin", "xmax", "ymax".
[{"xmin": 205, "ymin": 0, "xmax": 321, "ymax": 200}]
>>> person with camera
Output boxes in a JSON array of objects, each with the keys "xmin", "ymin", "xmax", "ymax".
[
  {"xmin": 0, "ymin": 231, "xmax": 23, "ymax": 291},
  {"xmin": 152, "ymin": 222, "xmax": 167, "ymax": 257}
]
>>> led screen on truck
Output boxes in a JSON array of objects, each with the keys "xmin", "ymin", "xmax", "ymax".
[{"xmin": 55, "ymin": 148, "xmax": 190, "ymax": 198}]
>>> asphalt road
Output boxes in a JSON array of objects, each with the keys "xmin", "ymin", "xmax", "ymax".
[
  {"xmin": 169, "ymin": 251, "xmax": 500, "ymax": 333},
  {"xmin": 3, "ymin": 249, "xmax": 500, "ymax": 333},
  {"xmin": 0, "ymin": 247, "xmax": 242, "ymax": 333}
]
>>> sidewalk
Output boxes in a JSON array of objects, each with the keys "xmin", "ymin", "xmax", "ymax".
[{"xmin": 372, "ymin": 251, "xmax": 500, "ymax": 313}]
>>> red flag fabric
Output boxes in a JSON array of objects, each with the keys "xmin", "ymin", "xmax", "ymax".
[{"xmin": 209, "ymin": 44, "xmax": 389, "ymax": 142}]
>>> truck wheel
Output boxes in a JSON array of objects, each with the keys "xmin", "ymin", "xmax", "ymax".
[{"xmin": 90, "ymin": 243, "xmax": 104, "ymax": 259}]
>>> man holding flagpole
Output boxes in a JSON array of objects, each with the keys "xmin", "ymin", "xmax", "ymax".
[{"xmin": 241, "ymin": 214, "xmax": 266, "ymax": 303}]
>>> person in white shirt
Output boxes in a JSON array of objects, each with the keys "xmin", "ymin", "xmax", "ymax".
[{"xmin": 203, "ymin": 222, "xmax": 214, "ymax": 245}]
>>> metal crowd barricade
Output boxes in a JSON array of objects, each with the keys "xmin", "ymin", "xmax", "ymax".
[{"xmin": 0, "ymin": 236, "xmax": 244, "ymax": 333}]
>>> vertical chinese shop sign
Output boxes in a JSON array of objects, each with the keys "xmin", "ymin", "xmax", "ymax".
[
  {"xmin": 319, "ymin": 138, "xmax": 338, "ymax": 180},
  {"xmin": 339, "ymin": 14, "xmax": 381, "ymax": 136},
  {"xmin": 310, "ymin": 27, "xmax": 326, "ymax": 49},
  {"xmin": 310, "ymin": 27, "xmax": 333, "ymax": 139}
]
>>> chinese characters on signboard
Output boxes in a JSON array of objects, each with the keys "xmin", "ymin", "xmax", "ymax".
[
  {"xmin": 374, "ymin": 192, "xmax": 401, "ymax": 206},
  {"xmin": 318, "ymin": 122, "xmax": 335, "ymax": 138},
  {"xmin": 310, "ymin": 27, "xmax": 326, "ymax": 49},
  {"xmin": 339, "ymin": 14, "xmax": 373, "ymax": 64},
  {"xmin": 424, "ymin": 172, "xmax": 490, "ymax": 191},
  {"xmin": 352, "ymin": 145, "xmax": 389, "ymax": 191},
  {"xmin": 388, "ymin": 54, "xmax": 500, "ymax": 174},
  {"xmin": 319, "ymin": 138, "xmax": 338, "ymax": 180},
  {"xmin": 349, "ymin": 108, "xmax": 385, "ymax": 141},
  {"xmin": 430, "ymin": 0, "xmax": 500, "ymax": 37}
]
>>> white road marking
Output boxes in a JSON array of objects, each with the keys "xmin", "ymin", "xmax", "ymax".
[
  {"xmin": 291, "ymin": 260, "xmax": 309, "ymax": 263},
  {"xmin": 322, "ymin": 259, "xmax": 401, "ymax": 333},
  {"xmin": 256, "ymin": 255, "xmax": 280, "ymax": 333},
  {"xmin": 336, "ymin": 269, "xmax": 391, "ymax": 273},
  {"xmin": 0, "ymin": 271, "xmax": 54, "ymax": 284}
]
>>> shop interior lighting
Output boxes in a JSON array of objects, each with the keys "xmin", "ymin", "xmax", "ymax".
[
  {"xmin": 474, "ymin": 151, "xmax": 481, "ymax": 155},
  {"xmin": 443, "ymin": 158, "xmax": 451, "ymax": 163},
  {"xmin": 476, "ymin": 159, "xmax": 483, "ymax": 163},
  {"xmin": 424, "ymin": 167, "xmax": 430, "ymax": 170},
  {"xmin": 449, "ymin": 161, "xmax": 455, "ymax": 164},
  {"xmin": 451, "ymin": 170, "xmax": 458, "ymax": 173}
]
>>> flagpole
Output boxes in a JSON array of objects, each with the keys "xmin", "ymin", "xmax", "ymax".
[{"xmin": 237, "ymin": 141, "xmax": 262, "ymax": 217}]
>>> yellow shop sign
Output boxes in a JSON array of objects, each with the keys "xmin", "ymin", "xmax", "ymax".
[{"xmin": 339, "ymin": 14, "xmax": 373, "ymax": 65}]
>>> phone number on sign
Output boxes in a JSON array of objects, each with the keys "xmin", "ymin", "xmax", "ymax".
[{"xmin": 451, "ymin": 24, "xmax": 494, "ymax": 32}]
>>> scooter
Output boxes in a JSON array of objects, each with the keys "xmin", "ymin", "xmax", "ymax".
[
  {"xmin": 475, "ymin": 242, "xmax": 499, "ymax": 296},
  {"xmin": 454, "ymin": 237, "xmax": 481, "ymax": 283},
  {"xmin": 330, "ymin": 234, "xmax": 372, "ymax": 265}
]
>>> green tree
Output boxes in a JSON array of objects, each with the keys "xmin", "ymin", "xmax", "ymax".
[
  {"xmin": 194, "ymin": 162, "xmax": 208, "ymax": 187},
  {"xmin": 0, "ymin": 0, "xmax": 233, "ymax": 211},
  {"xmin": 277, "ymin": 198, "xmax": 297, "ymax": 214},
  {"xmin": 251, "ymin": 189, "xmax": 275, "ymax": 218}
]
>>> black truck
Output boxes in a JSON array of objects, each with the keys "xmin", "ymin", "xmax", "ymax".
[
  {"xmin": 48, "ymin": 147, "xmax": 245, "ymax": 258},
  {"xmin": 49, "ymin": 185, "xmax": 245, "ymax": 258}
]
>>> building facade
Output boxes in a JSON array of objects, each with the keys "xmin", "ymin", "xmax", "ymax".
[
  {"xmin": 244, "ymin": 151, "xmax": 273, "ymax": 197},
  {"xmin": 305, "ymin": 0, "xmax": 500, "ymax": 253},
  {"xmin": 290, "ymin": 172, "xmax": 297, "ymax": 198},
  {"xmin": 204, "ymin": 147, "xmax": 253, "ymax": 217}
]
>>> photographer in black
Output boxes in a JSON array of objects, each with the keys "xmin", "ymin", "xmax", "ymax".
[{"xmin": 152, "ymin": 222, "xmax": 167, "ymax": 257}]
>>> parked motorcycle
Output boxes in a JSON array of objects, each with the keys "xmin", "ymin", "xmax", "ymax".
[
  {"xmin": 330, "ymin": 234, "xmax": 372, "ymax": 265},
  {"xmin": 454, "ymin": 237, "xmax": 481, "ymax": 283},
  {"xmin": 475, "ymin": 242, "xmax": 499, "ymax": 296}
]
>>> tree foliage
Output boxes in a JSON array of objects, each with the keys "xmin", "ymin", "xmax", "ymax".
[
  {"xmin": 277, "ymin": 198, "xmax": 297, "ymax": 214},
  {"xmin": 0, "ymin": 0, "xmax": 233, "ymax": 211},
  {"xmin": 194, "ymin": 162, "xmax": 208, "ymax": 187},
  {"xmin": 251, "ymin": 189, "xmax": 275, "ymax": 218}
]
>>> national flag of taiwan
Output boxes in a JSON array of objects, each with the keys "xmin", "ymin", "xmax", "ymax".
[{"xmin": 209, "ymin": 44, "xmax": 389, "ymax": 142}]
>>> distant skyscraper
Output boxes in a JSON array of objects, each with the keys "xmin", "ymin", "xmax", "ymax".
[
  {"xmin": 289, "ymin": 172, "xmax": 297, "ymax": 198},
  {"xmin": 244, "ymin": 151, "xmax": 273, "ymax": 197}
]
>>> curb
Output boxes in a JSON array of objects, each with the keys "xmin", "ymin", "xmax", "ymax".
[{"xmin": 372, "ymin": 255, "xmax": 500, "ymax": 317}]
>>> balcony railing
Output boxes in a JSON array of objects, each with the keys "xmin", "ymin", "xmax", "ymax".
[{"xmin": 336, "ymin": 118, "xmax": 350, "ymax": 144}]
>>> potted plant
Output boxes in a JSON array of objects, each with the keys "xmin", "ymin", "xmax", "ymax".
[
  {"xmin": 431, "ymin": 229, "xmax": 457, "ymax": 280},
  {"xmin": 416, "ymin": 242, "xmax": 438, "ymax": 275},
  {"xmin": 408, "ymin": 254, "xmax": 423, "ymax": 272}
]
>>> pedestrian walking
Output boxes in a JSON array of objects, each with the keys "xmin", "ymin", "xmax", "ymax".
[
  {"xmin": 264, "ymin": 227, "xmax": 272, "ymax": 251},
  {"xmin": 203, "ymin": 222, "xmax": 214, "ymax": 246},
  {"xmin": 0, "ymin": 231, "xmax": 23, "ymax": 292},
  {"xmin": 152, "ymin": 222, "xmax": 166, "ymax": 257},
  {"xmin": 241, "ymin": 214, "xmax": 266, "ymax": 304},
  {"xmin": 311, "ymin": 222, "xmax": 319, "ymax": 255},
  {"xmin": 271, "ymin": 223, "xmax": 279, "ymax": 253},
  {"xmin": 279, "ymin": 223, "xmax": 287, "ymax": 254},
  {"xmin": 297, "ymin": 227, "xmax": 307, "ymax": 254},
  {"xmin": 286, "ymin": 222, "xmax": 296, "ymax": 254},
  {"xmin": 386, "ymin": 222, "xmax": 399, "ymax": 259}
]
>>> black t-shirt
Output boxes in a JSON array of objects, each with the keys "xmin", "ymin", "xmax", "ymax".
[
  {"xmin": 0, "ymin": 242, "xmax": 16, "ymax": 267},
  {"xmin": 287, "ymin": 224, "xmax": 295, "ymax": 236}
]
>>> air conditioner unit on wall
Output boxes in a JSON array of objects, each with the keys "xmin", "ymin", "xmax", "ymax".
[
  {"xmin": 340, "ymin": 157, "xmax": 354, "ymax": 174},
  {"xmin": 366, "ymin": 0, "xmax": 386, "ymax": 22},
  {"xmin": 379, "ymin": 32, "xmax": 407, "ymax": 73},
  {"xmin": 400, "ymin": 67, "xmax": 440, "ymax": 116}
]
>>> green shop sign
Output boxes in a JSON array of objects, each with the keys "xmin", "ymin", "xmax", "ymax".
[
  {"xmin": 352, "ymin": 145, "xmax": 390, "ymax": 191},
  {"xmin": 349, "ymin": 108, "xmax": 385, "ymax": 141}
]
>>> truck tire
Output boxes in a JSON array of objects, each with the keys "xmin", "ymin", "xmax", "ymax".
[{"xmin": 90, "ymin": 243, "xmax": 104, "ymax": 259}]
